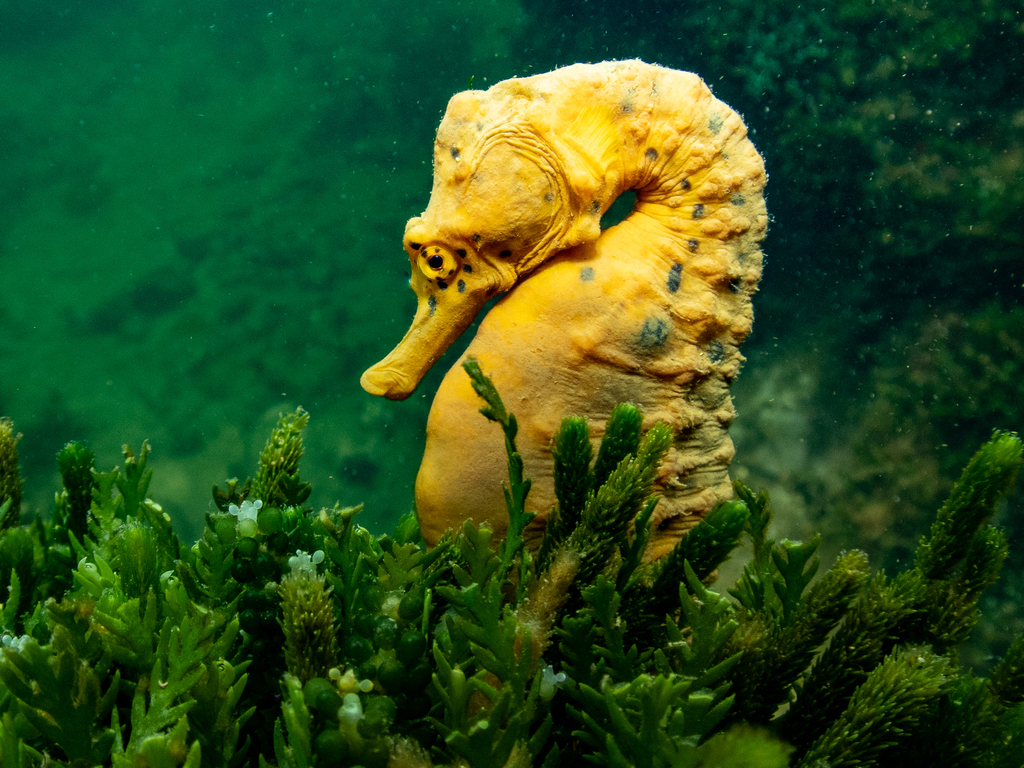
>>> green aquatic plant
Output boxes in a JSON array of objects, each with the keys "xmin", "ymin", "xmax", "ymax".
[
  {"xmin": 0, "ymin": 417, "xmax": 22, "ymax": 530},
  {"xmin": 0, "ymin": 361, "xmax": 1021, "ymax": 767}
]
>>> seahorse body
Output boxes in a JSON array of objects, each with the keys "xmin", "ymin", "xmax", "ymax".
[{"xmin": 361, "ymin": 60, "xmax": 766, "ymax": 558}]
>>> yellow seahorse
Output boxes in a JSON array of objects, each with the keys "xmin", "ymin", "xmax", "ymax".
[{"xmin": 361, "ymin": 60, "xmax": 767, "ymax": 558}]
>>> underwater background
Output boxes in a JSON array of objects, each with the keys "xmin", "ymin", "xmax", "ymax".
[{"xmin": 1, "ymin": 0, "xmax": 1021, "ymax": 660}]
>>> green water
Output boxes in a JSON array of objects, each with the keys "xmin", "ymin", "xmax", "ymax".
[
  {"xmin": 1, "ymin": 0, "xmax": 539, "ymax": 538},
  {"xmin": 2, "ymin": 0, "xmax": 1022, "ymax": 658}
]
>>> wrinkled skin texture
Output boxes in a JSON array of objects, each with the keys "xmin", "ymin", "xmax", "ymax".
[{"xmin": 361, "ymin": 60, "xmax": 767, "ymax": 558}]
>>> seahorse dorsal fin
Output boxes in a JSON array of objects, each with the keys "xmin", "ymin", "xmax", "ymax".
[
  {"xmin": 564, "ymin": 104, "xmax": 621, "ymax": 161},
  {"xmin": 544, "ymin": 104, "xmax": 625, "ymax": 232},
  {"xmin": 556, "ymin": 104, "xmax": 623, "ymax": 182}
]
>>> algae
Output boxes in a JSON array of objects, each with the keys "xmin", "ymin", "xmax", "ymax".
[{"xmin": 0, "ymin": 361, "xmax": 1021, "ymax": 767}]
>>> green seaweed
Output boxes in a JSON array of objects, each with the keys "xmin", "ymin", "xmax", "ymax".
[
  {"xmin": 0, "ymin": 418, "xmax": 22, "ymax": 531},
  {"xmin": 0, "ymin": 363, "xmax": 1021, "ymax": 767}
]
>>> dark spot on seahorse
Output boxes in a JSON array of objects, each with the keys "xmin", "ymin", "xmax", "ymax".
[
  {"xmin": 457, "ymin": 279, "xmax": 466, "ymax": 293},
  {"xmin": 621, "ymin": 100, "xmax": 634, "ymax": 114},
  {"xmin": 729, "ymin": 277, "xmax": 741, "ymax": 294},
  {"xmin": 692, "ymin": 204, "xmax": 705, "ymax": 219},
  {"xmin": 589, "ymin": 200, "xmax": 601, "ymax": 214},
  {"xmin": 463, "ymin": 264, "xmax": 473, "ymax": 273},
  {"xmin": 437, "ymin": 280, "xmax": 448, "ymax": 290},
  {"xmin": 456, "ymin": 248, "xmax": 467, "ymax": 258},
  {"xmin": 645, "ymin": 148, "xmax": 658, "ymax": 161},
  {"xmin": 706, "ymin": 340, "xmax": 725, "ymax": 364},
  {"xmin": 428, "ymin": 295, "xmax": 437, "ymax": 316},
  {"xmin": 446, "ymin": 268, "xmax": 455, "ymax": 277},
  {"xmin": 688, "ymin": 239, "xmax": 699, "ymax": 253},
  {"xmin": 472, "ymin": 234, "xmax": 481, "ymax": 243},
  {"xmin": 709, "ymin": 114, "xmax": 724, "ymax": 134},
  {"xmin": 638, "ymin": 317, "xmax": 670, "ymax": 348},
  {"xmin": 476, "ymin": 122, "xmax": 484, "ymax": 132},
  {"xmin": 730, "ymin": 193, "xmax": 746, "ymax": 206},
  {"xmin": 580, "ymin": 267, "xmax": 595, "ymax": 282},
  {"xmin": 450, "ymin": 146, "xmax": 461, "ymax": 160},
  {"xmin": 545, "ymin": 192, "xmax": 554, "ymax": 202},
  {"xmin": 667, "ymin": 263, "xmax": 682, "ymax": 293},
  {"xmin": 499, "ymin": 249, "xmax": 512, "ymax": 259},
  {"xmin": 409, "ymin": 242, "xmax": 422, "ymax": 251},
  {"xmin": 680, "ymin": 179, "xmax": 691, "ymax": 191}
]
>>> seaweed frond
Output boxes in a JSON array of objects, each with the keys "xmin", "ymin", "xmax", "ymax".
[
  {"xmin": 0, "ymin": 418, "xmax": 23, "ymax": 531},
  {"xmin": 254, "ymin": 407, "xmax": 312, "ymax": 509},
  {"xmin": 0, "ymin": 399, "xmax": 1019, "ymax": 768}
]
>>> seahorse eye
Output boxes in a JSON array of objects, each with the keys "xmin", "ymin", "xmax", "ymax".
[{"xmin": 418, "ymin": 244, "xmax": 462, "ymax": 282}]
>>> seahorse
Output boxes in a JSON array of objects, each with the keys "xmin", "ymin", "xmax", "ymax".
[{"xmin": 360, "ymin": 60, "xmax": 767, "ymax": 559}]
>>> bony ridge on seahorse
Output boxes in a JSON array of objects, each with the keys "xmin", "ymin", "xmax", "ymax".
[{"xmin": 361, "ymin": 60, "xmax": 767, "ymax": 559}]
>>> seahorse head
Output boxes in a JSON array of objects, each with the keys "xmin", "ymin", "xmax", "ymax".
[{"xmin": 361, "ymin": 83, "xmax": 610, "ymax": 400}]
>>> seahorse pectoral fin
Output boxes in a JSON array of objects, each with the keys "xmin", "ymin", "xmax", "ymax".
[{"xmin": 360, "ymin": 275, "xmax": 492, "ymax": 400}]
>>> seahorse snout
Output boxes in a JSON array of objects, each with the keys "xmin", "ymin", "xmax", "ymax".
[
  {"xmin": 361, "ymin": 267, "xmax": 496, "ymax": 400},
  {"xmin": 359, "ymin": 326, "xmax": 442, "ymax": 401},
  {"xmin": 357, "ymin": 366, "xmax": 411, "ymax": 399}
]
